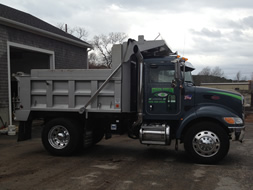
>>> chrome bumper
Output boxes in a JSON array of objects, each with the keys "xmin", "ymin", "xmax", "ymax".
[{"xmin": 228, "ymin": 126, "xmax": 245, "ymax": 142}]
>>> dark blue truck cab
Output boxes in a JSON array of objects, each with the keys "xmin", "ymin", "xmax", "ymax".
[{"xmin": 137, "ymin": 55, "xmax": 245, "ymax": 163}]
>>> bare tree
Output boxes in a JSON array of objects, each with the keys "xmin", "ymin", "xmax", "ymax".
[
  {"xmin": 56, "ymin": 23, "xmax": 65, "ymax": 31},
  {"xmin": 57, "ymin": 23, "xmax": 73, "ymax": 34},
  {"xmin": 236, "ymin": 71, "xmax": 241, "ymax": 82},
  {"xmin": 198, "ymin": 66, "xmax": 211, "ymax": 75},
  {"xmin": 198, "ymin": 66, "xmax": 225, "ymax": 77},
  {"xmin": 91, "ymin": 32, "xmax": 128, "ymax": 68},
  {"xmin": 211, "ymin": 66, "xmax": 224, "ymax": 77},
  {"xmin": 88, "ymin": 52, "xmax": 98, "ymax": 66},
  {"xmin": 195, "ymin": 66, "xmax": 228, "ymax": 84},
  {"xmin": 56, "ymin": 23, "xmax": 88, "ymax": 40},
  {"xmin": 72, "ymin": 26, "xmax": 88, "ymax": 40}
]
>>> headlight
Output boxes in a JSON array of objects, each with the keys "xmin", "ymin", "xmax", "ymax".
[{"xmin": 224, "ymin": 117, "xmax": 243, "ymax": 125}]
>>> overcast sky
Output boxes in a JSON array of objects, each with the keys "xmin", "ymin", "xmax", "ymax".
[{"xmin": 1, "ymin": 0, "xmax": 253, "ymax": 79}]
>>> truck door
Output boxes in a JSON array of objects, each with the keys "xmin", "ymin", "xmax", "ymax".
[{"xmin": 144, "ymin": 63, "xmax": 181, "ymax": 119}]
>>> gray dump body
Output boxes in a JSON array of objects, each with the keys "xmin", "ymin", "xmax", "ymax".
[
  {"xmin": 15, "ymin": 57, "xmax": 125, "ymax": 121},
  {"xmin": 14, "ymin": 44, "xmax": 131, "ymax": 121},
  {"xmin": 21, "ymin": 69, "xmax": 121, "ymax": 111},
  {"xmin": 14, "ymin": 36, "xmax": 171, "ymax": 121}
]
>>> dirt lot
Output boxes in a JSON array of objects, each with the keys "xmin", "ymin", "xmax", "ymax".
[{"xmin": 0, "ymin": 115, "xmax": 253, "ymax": 190}]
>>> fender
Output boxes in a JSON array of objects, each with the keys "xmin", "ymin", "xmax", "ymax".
[{"xmin": 176, "ymin": 105, "xmax": 238, "ymax": 139}]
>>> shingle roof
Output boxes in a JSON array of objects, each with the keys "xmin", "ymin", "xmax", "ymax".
[{"xmin": 0, "ymin": 3, "xmax": 91, "ymax": 48}]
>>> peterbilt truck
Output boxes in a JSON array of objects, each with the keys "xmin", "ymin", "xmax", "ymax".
[{"xmin": 14, "ymin": 35, "xmax": 245, "ymax": 164}]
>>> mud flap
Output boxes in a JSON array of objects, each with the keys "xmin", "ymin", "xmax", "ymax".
[{"xmin": 18, "ymin": 120, "xmax": 32, "ymax": 141}]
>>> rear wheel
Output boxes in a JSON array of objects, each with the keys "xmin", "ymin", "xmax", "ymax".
[
  {"xmin": 92, "ymin": 129, "xmax": 104, "ymax": 145},
  {"xmin": 89, "ymin": 120, "xmax": 105, "ymax": 145},
  {"xmin": 184, "ymin": 122, "xmax": 230, "ymax": 164},
  {"xmin": 42, "ymin": 118, "xmax": 82, "ymax": 156}
]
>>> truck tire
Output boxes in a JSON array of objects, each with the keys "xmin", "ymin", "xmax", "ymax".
[
  {"xmin": 184, "ymin": 122, "xmax": 230, "ymax": 164},
  {"xmin": 42, "ymin": 118, "xmax": 82, "ymax": 156},
  {"xmin": 92, "ymin": 129, "xmax": 104, "ymax": 145}
]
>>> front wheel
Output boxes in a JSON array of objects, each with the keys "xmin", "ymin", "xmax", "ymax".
[
  {"xmin": 42, "ymin": 118, "xmax": 82, "ymax": 156},
  {"xmin": 184, "ymin": 122, "xmax": 230, "ymax": 164}
]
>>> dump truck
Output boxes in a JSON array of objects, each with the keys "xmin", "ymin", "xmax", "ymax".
[{"xmin": 14, "ymin": 35, "xmax": 245, "ymax": 164}]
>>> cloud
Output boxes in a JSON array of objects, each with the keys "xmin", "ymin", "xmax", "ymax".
[
  {"xmin": 242, "ymin": 16, "xmax": 253, "ymax": 28},
  {"xmin": 1, "ymin": 0, "xmax": 252, "ymax": 80},
  {"xmin": 87, "ymin": 0, "xmax": 253, "ymax": 11},
  {"xmin": 190, "ymin": 28, "xmax": 222, "ymax": 38},
  {"xmin": 189, "ymin": 38, "xmax": 227, "ymax": 55},
  {"xmin": 218, "ymin": 15, "xmax": 253, "ymax": 30}
]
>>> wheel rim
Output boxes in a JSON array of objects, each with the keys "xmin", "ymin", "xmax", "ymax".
[
  {"xmin": 48, "ymin": 125, "xmax": 70, "ymax": 149},
  {"xmin": 192, "ymin": 130, "xmax": 220, "ymax": 158}
]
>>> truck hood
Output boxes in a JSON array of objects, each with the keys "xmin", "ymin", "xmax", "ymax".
[
  {"xmin": 195, "ymin": 86, "xmax": 242, "ymax": 100},
  {"xmin": 194, "ymin": 86, "xmax": 243, "ymax": 117}
]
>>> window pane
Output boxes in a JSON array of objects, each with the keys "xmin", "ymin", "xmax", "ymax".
[{"xmin": 150, "ymin": 67, "xmax": 175, "ymax": 83}]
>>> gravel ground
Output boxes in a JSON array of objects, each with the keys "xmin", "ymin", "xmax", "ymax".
[{"xmin": 0, "ymin": 115, "xmax": 252, "ymax": 190}]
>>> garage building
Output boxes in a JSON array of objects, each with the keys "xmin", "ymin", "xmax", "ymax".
[{"xmin": 0, "ymin": 4, "xmax": 92, "ymax": 125}]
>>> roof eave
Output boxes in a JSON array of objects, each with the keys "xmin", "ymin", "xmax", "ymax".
[{"xmin": 0, "ymin": 16, "xmax": 93, "ymax": 49}]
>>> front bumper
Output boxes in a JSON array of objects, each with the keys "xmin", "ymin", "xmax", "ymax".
[{"xmin": 228, "ymin": 126, "xmax": 245, "ymax": 142}]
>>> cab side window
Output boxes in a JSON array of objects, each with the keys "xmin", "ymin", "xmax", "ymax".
[{"xmin": 150, "ymin": 66, "xmax": 175, "ymax": 83}]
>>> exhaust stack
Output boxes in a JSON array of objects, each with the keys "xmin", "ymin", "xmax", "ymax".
[{"xmin": 129, "ymin": 45, "xmax": 144, "ymax": 139}]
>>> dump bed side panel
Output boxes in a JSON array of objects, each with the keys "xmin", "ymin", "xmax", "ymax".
[
  {"xmin": 30, "ymin": 69, "xmax": 122, "ymax": 111},
  {"xmin": 15, "ymin": 69, "xmax": 122, "ymax": 121}
]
